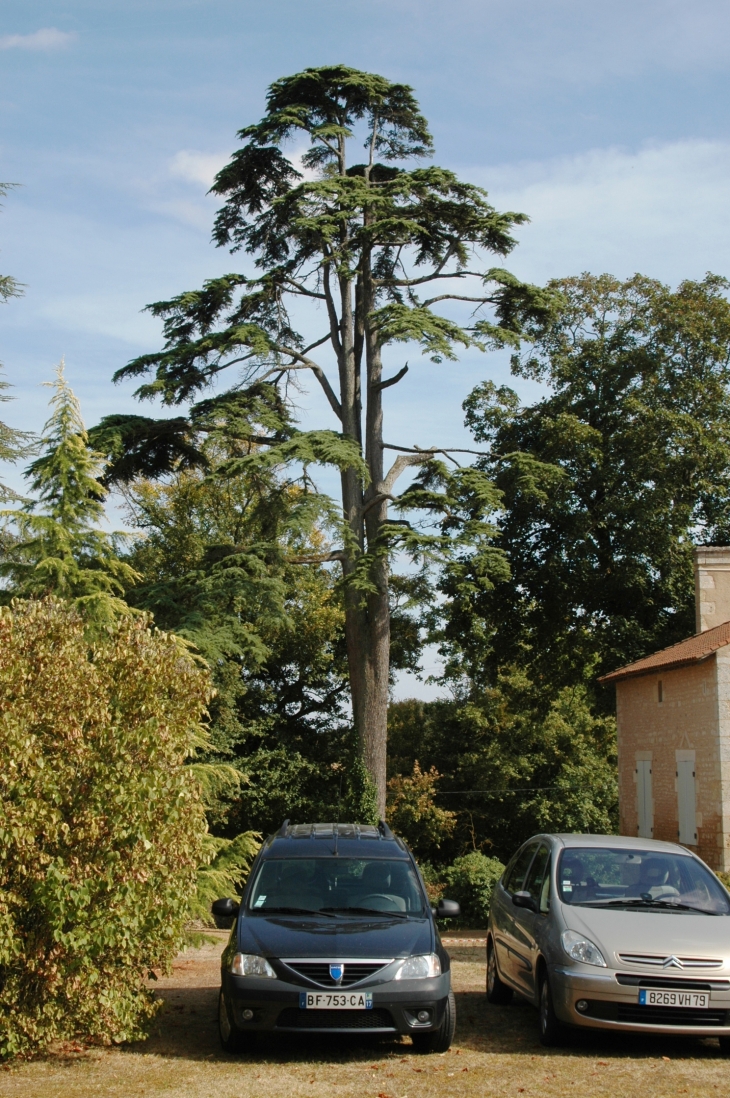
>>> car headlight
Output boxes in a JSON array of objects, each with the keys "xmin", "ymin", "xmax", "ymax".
[
  {"xmin": 231, "ymin": 952, "xmax": 277, "ymax": 978},
  {"xmin": 561, "ymin": 930, "xmax": 607, "ymax": 967},
  {"xmin": 395, "ymin": 953, "xmax": 441, "ymax": 980}
]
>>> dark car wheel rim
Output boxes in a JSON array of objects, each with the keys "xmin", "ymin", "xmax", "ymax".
[
  {"xmin": 539, "ymin": 981, "xmax": 549, "ymax": 1034},
  {"xmin": 487, "ymin": 948, "xmax": 496, "ymax": 994},
  {"xmin": 219, "ymin": 991, "xmax": 232, "ymax": 1041}
]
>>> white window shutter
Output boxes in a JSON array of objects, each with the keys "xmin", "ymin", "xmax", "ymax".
[
  {"xmin": 636, "ymin": 759, "xmax": 653, "ymax": 839},
  {"xmin": 677, "ymin": 754, "xmax": 698, "ymax": 846}
]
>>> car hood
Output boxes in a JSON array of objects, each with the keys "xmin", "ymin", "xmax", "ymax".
[
  {"xmin": 238, "ymin": 913, "xmax": 433, "ymax": 959},
  {"xmin": 562, "ymin": 904, "xmax": 730, "ymax": 965}
]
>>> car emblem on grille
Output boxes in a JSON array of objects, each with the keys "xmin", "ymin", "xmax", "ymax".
[
  {"xmin": 663, "ymin": 956, "xmax": 684, "ymax": 969},
  {"xmin": 329, "ymin": 963, "xmax": 344, "ymax": 984}
]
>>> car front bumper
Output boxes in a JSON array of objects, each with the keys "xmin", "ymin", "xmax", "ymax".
[
  {"xmin": 222, "ymin": 971, "xmax": 451, "ymax": 1035},
  {"xmin": 550, "ymin": 964, "xmax": 730, "ymax": 1036}
]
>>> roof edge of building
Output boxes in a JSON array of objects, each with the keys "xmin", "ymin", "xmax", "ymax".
[
  {"xmin": 598, "ymin": 651, "xmax": 715, "ymax": 684},
  {"xmin": 599, "ymin": 619, "xmax": 730, "ymax": 684}
]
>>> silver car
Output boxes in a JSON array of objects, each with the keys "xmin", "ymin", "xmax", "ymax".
[{"xmin": 486, "ymin": 833, "xmax": 730, "ymax": 1049}]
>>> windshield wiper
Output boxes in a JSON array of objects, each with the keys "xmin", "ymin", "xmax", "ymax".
[
  {"xmin": 577, "ymin": 898, "xmax": 722, "ymax": 915},
  {"xmin": 253, "ymin": 906, "xmax": 337, "ymax": 918},
  {"xmin": 320, "ymin": 906, "xmax": 409, "ymax": 919}
]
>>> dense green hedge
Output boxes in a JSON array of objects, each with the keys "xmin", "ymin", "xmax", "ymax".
[
  {"xmin": 442, "ymin": 852, "xmax": 505, "ymax": 927},
  {"xmin": 0, "ymin": 598, "xmax": 212, "ymax": 1058}
]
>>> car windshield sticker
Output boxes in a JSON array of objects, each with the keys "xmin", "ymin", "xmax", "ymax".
[{"xmin": 254, "ymin": 895, "xmax": 266, "ymax": 907}]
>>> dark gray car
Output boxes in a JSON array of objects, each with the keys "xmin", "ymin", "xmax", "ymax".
[
  {"xmin": 487, "ymin": 833, "xmax": 730, "ymax": 1049},
  {"xmin": 213, "ymin": 821, "xmax": 460, "ymax": 1052}
]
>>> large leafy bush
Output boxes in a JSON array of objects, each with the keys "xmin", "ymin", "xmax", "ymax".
[
  {"xmin": 442, "ymin": 852, "xmax": 505, "ymax": 927},
  {"xmin": 0, "ymin": 597, "xmax": 212, "ymax": 1058}
]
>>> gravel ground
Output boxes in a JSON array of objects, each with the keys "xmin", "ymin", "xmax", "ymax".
[{"xmin": 3, "ymin": 935, "xmax": 729, "ymax": 1098}]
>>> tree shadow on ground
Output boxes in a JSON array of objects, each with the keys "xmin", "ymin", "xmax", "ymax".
[
  {"xmin": 455, "ymin": 990, "xmax": 725, "ymax": 1062},
  {"xmin": 123, "ymin": 983, "xmax": 725, "ymax": 1067}
]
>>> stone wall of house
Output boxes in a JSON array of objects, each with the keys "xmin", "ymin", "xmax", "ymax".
[{"xmin": 617, "ymin": 656, "xmax": 725, "ymax": 869}]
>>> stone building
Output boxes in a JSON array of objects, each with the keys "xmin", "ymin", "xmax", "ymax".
[{"xmin": 600, "ymin": 547, "xmax": 730, "ymax": 871}]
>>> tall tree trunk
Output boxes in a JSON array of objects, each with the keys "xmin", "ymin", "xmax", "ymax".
[{"xmin": 356, "ymin": 241, "xmax": 391, "ymax": 817}]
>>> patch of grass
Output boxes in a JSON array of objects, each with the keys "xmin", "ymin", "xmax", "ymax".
[{"xmin": 2, "ymin": 938, "xmax": 728, "ymax": 1097}]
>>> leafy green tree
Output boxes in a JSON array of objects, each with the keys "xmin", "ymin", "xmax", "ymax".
[
  {"xmin": 117, "ymin": 451, "xmax": 361, "ymax": 832},
  {"xmin": 452, "ymin": 273, "xmax": 730, "ymax": 696},
  {"xmin": 99, "ymin": 66, "xmax": 548, "ymax": 812},
  {"xmin": 386, "ymin": 761, "xmax": 456, "ymax": 859},
  {"xmin": 1, "ymin": 362, "xmax": 137, "ymax": 625},
  {"xmin": 0, "ymin": 597, "xmax": 212, "ymax": 1057},
  {"xmin": 388, "ymin": 675, "xmax": 617, "ymax": 862}
]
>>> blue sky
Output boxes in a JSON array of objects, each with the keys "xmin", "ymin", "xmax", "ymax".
[{"xmin": 2, "ymin": 0, "xmax": 730, "ymax": 693}]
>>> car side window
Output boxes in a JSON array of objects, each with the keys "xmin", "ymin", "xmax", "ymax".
[
  {"xmin": 504, "ymin": 842, "xmax": 539, "ymax": 894},
  {"xmin": 539, "ymin": 859, "xmax": 552, "ymax": 913},
  {"xmin": 524, "ymin": 843, "xmax": 546, "ymax": 904}
]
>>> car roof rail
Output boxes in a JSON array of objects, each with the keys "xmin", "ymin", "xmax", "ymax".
[
  {"xmin": 277, "ymin": 818, "xmax": 290, "ymax": 837},
  {"xmin": 378, "ymin": 819, "xmax": 395, "ymax": 840}
]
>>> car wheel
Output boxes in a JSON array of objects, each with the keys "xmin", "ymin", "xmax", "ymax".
[
  {"xmin": 412, "ymin": 989, "xmax": 456, "ymax": 1053},
  {"xmin": 538, "ymin": 971, "xmax": 566, "ymax": 1047},
  {"xmin": 719, "ymin": 1036, "xmax": 730, "ymax": 1056},
  {"xmin": 218, "ymin": 988, "xmax": 248, "ymax": 1053},
  {"xmin": 486, "ymin": 939, "xmax": 513, "ymax": 1005}
]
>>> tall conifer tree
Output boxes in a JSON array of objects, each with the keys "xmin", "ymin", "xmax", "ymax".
[
  {"xmin": 95, "ymin": 67, "xmax": 549, "ymax": 811},
  {"xmin": 1, "ymin": 361, "xmax": 137, "ymax": 623}
]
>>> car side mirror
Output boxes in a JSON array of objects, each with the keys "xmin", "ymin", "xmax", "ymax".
[
  {"xmin": 212, "ymin": 897, "xmax": 240, "ymax": 929},
  {"xmin": 434, "ymin": 898, "xmax": 461, "ymax": 920},
  {"xmin": 512, "ymin": 890, "xmax": 537, "ymax": 912}
]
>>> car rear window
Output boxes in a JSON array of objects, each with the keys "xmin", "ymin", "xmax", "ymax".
[
  {"xmin": 557, "ymin": 848, "xmax": 730, "ymax": 914},
  {"xmin": 247, "ymin": 857, "xmax": 426, "ymax": 916}
]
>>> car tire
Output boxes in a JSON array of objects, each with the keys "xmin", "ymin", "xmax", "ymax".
[
  {"xmin": 412, "ymin": 989, "xmax": 456, "ymax": 1053},
  {"xmin": 538, "ymin": 971, "xmax": 566, "ymax": 1047},
  {"xmin": 719, "ymin": 1036, "xmax": 730, "ymax": 1056},
  {"xmin": 218, "ymin": 988, "xmax": 250, "ymax": 1053},
  {"xmin": 486, "ymin": 939, "xmax": 513, "ymax": 1005}
]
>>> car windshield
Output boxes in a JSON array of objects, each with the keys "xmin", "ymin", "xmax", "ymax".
[
  {"xmin": 558, "ymin": 848, "xmax": 730, "ymax": 914},
  {"xmin": 247, "ymin": 857, "xmax": 426, "ymax": 917}
]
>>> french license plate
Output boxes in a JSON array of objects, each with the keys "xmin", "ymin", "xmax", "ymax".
[
  {"xmin": 638, "ymin": 989, "xmax": 709, "ymax": 1008},
  {"xmin": 299, "ymin": 992, "xmax": 373, "ymax": 1010}
]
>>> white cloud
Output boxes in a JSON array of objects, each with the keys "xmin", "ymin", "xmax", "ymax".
[
  {"xmin": 0, "ymin": 28, "xmax": 75, "ymax": 51},
  {"xmin": 469, "ymin": 139, "xmax": 730, "ymax": 285},
  {"xmin": 169, "ymin": 150, "xmax": 228, "ymax": 189}
]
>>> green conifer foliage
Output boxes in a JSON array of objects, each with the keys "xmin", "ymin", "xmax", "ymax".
[
  {"xmin": 0, "ymin": 183, "xmax": 32, "ymax": 503},
  {"xmin": 1, "ymin": 362, "xmax": 138, "ymax": 624}
]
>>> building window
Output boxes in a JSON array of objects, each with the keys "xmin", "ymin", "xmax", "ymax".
[
  {"xmin": 676, "ymin": 750, "xmax": 698, "ymax": 846},
  {"xmin": 636, "ymin": 757, "xmax": 653, "ymax": 838},
  {"xmin": 657, "ymin": 680, "xmax": 663, "ymax": 703}
]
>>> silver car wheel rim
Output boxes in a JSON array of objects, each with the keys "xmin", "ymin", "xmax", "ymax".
[{"xmin": 219, "ymin": 992, "xmax": 232, "ymax": 1041}]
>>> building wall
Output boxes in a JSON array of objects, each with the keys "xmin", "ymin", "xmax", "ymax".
[{"xmin": 617, "ymin": 656, "xmax": 725, "ymax": 869}]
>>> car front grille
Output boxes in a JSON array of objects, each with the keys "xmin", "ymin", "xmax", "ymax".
[
  {"xmin": 280, "ymin": 960, "xmax": 391, "ymax": 987},
  {"xmin": 617, "ymin": 953, "xmax": 723, "ymax": 969},
  {"xmin": 584, "ymin": 1000, "xmax": 729, "ymax": 1027},
  {"xmin": 617, "ymin": 974, "xmax": 730, "ymax": 991},
  {"xmin": 276, "ymin": 1007, "xmax": 395, "ymax": 1030}
]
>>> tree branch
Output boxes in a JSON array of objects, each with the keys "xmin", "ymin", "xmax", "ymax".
[
  {"xmin": 370, "ymin": 364, "xmax": 408, "ymax": 392},
  {"xmin": 274, "ymin": 344, "xmax": 343, "ymax": 421},
  {"xmin": 421, "ymin": 292, "xmax": 497, "ymax": 307},
  {"xmin": 287, "ymin": 550, "xmax": 347, "ymax": 564},
  {"xmin": 284, "ymin": 276, "xmax": 326, "ymax": 300},
  {"xmin": 322, "ymin": 257, "xmax": 344, "ymax": 360},
  {"xmin": 360, "ymin": 491, "xmax": 395, "ymax": 518},
  {"xmin": 382, "ymin": 443, "xmax": 489, "ymax": 457},
  {"xmin": 383, "ymin": 452, "xmax": 433, "ymax": 495}
]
